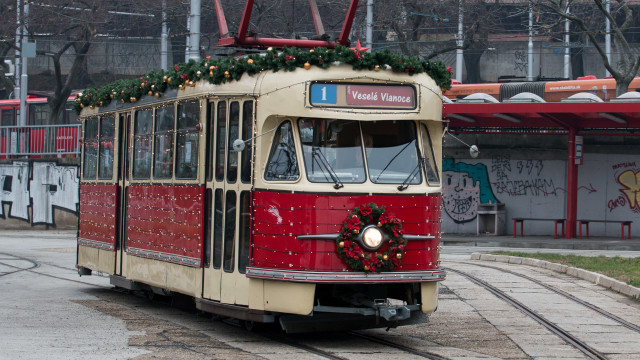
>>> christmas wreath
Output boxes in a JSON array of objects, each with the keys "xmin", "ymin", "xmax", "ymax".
[{"xmin": 336, "ymin": 203, "xmax": 406, "ymax": 273}]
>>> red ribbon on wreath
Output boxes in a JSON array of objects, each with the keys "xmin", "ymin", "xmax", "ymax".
[{"xmin": 336, "ymin": 203, "xmax": 406, "ymax": 273}]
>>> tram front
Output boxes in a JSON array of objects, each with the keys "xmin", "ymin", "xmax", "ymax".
[{"xmin": 245, "ymin": 65, "xmax": 445, "ymax": 332}]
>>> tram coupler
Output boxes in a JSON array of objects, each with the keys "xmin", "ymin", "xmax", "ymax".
[{"xmin": 372, "ymin": 299, "xmax": 411, "ymax": 322}]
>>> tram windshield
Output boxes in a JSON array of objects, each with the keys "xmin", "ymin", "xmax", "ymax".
[{"xmin": 298, "ymin": 118, "xmax": 427, "ymax": 186}]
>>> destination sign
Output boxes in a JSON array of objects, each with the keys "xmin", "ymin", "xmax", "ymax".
[{"xmin": 310, "ymin": 83, "xmax": 416, "ymax": 109}]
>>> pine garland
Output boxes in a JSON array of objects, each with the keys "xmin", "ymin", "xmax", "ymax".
[{"xmin": 73, "ymin": 45, "xmax": 452, "ymax": 114}]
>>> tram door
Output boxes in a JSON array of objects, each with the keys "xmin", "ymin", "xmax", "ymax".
[
  {"xmin": 203, "ymin": 99, "xmax": 254, "ymax": 305},
  {"xmin": 115, "ymin": 111, "xmax": 130, "ymax": 276}
]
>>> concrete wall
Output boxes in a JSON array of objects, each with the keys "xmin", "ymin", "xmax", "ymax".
[
  {"xmin": 442, "ymin": 138, "xmax": 640, "ymax": 237},
  {"xmin": 0, "ymin": 159, "xmax": 79, "ymax": 230}
]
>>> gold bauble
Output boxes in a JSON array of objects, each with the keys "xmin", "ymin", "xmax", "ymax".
[
  {"xmin": 224, "ymin": 71, "xmax": 230, "ymax": 78},
  {"xmin": 89, "ymin": 105, "xmax": 94, "ymax": 110},
  {"xmin": 374, "ymin": 65, "xmax": 380, "ymax": 71},
  {"xmin": 309, "ymin": 49, "xmax": 314, "ymax": 53},
  {"xmin": 140, "ymin": 82, "xmax": 145, "ymax": 88},
  {"xmin": 148, "ymin": 91, "xmax": 153, "ymax": 96},
  {"xmin": 364, "ymin": 265, "xmax": 370, "ymax": 271},
  {"xmin": 338, "ymin": 241, "xmax": 344, "ymax": 248},
  {"xmin": 396, "ymin": 253, "xmax": 402, "ymax": 259},
  {"xmin": 99, "ymin": 101, "xmax": 103, "ymax": 106},
  {"xmin": 354, "ymin": 229, "xmax": 359, "ymax": 234},
  {"xmin": 377, "ymin": 222, "xmax": 382, "ymax": 227},
  {"xmin": 304, "ymin": 62, "xmax": 311, "ymax": 70},
  {"xmin": 167, "ymin": 77, "xmax": 172, "ymax": 84},
  {"xmin": 360, "ymin": 253, "xmax": 365, "ymax": 258},
  {"xmin": 80, "ymin": 104, "xmax": 85, "ymax": 108},
  {"xmin": 383, "ymin": 254, "xmax": 388, "ymax": 260},
  {"xmin": 209, "ymin": 65, "xmax": 215, "ymax": 70},
  {"xmin": 110, "ymin": 94, "xmax": 114, "ymax": 99},
  {"xmin": 179, "ymin": 84, "xmax": 185, "ymax": 90},
  {"xmin": 163, "ymin": 75, "xmax": 168, "ymax": 81},
  {"xmin": 155, "ymin": 92, "xmax": 161, "ymax": 98},
  {"xmin": 247, "ymin": 59, "xmax": 254, "ymax": 64},
  {"xmin": 196, "ymin": 70, "xmax": 202, "ymax": 77}
]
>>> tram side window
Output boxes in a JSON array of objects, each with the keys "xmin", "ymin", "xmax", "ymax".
[
  {"xmin": 215, "ymin": 102, "xmax": 227, "ymax": 181},
  {"xmin": 98, "ymin": 115, "xmax": 115, "ymax": 180},
  {"xmin": 83, "ymin": 117, "xmax": 99, "ymax": 179},
  {"xmin": 176, "ymin": 100, "xmax": 200, "ymax": 179},
  {"xmin": 227, "ymin": 102, "xmax": 239, "ymax": 183},
  {"xmin": 223, "ymin": 190, "xmax": 236, "ymax": 273},
  {"xmin": 421, "ymin": 124, "xmax": 440, "ymax": 185},
  {"xmin": 212, "ymin": 188, "xmax": 223, "ymax": 269},
  {"xmin": 240, "ymin": 101, "xmax": 254, "ymax": 184},
  {"xmin": 153, "ymin": 105, "xmax": 175, "ymax": 179},
  {"xmin": 264, "ymin": 121, "xmax": 299, "ymax": 181},
  {"xmin": 238, "ymin": 191, "xmax": 251, "ymax": 273},
  {"xmin": 2, "ymin": 109, "xmax": 15, "ymax": 126},
  {"xmin": 133, "ymin": 109, "xmax": 153, "ymax": 179},
  {"xmin": 28, "ymin": 103, "xmax": 48, "ymax": 125}
]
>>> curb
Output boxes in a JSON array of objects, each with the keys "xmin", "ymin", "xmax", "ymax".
[{"xmin": 470, "ymin": 252, "xmax": 640, "ymax": 301}]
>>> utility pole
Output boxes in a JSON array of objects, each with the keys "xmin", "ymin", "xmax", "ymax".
[
  {"xmin": 187, "ymin": 0, "xmax": 201, "ymax": 61},
  {"xmin": 456, "ymin": 0, "xmax": 464, "ymax": 82},
  {"xmin": 18, "ymin": 1, "xmax": 30, "ymax": 127},
  {"xmin": 161, "ymin": 0, "xmax": 169, "ymax": 70},
  {"xmin": 366, "ymin": 0, "xmax": 373, "ymax": 51}
]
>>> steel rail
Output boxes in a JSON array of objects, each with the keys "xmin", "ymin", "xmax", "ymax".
[
  {"xmin": 348, "ymin": 331, "xmax": 451, "ymax": 360},
  {"xmin": 453, "ymin": 260, "xmax": 640, "ymax": 335},
  {"xmin": 445, "ymin": 267, "xmax": 609, "ymax": 360}
]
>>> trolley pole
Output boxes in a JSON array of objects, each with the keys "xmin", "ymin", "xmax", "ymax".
[{"xmin": 187, "ymin": 0, "xmax": 201, "ymax": 61}]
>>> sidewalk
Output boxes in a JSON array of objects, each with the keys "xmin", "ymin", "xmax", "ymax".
[{"xmin": 442, "ymin": 234, "xmax": 640, "ymax": 251}]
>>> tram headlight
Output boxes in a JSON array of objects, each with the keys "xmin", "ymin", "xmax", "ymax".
[{"xmin": 360, "ymin": 225, "xmax": 384, "ymax": 251}]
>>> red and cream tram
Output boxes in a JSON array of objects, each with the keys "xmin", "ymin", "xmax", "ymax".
[{"xmin": 76, "ymin": 47, "xmax": 448, "ymax": 332}]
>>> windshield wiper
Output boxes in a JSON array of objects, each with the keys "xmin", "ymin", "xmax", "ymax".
[
  {"xmin": 397, "ymin": 154, "xmax": 424, "ymax": 191},
  {"xmin": 374, "ymin": 141, "xmax": 413, "ymax": 182},
  {"xmin": 312, "ymin": 147, "xmax": 344, "ymax": 189}
]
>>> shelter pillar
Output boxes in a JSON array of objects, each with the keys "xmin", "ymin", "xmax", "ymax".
[{"xmin": 566, "ymin": 127, "xmax": 578, "ymax": 238}]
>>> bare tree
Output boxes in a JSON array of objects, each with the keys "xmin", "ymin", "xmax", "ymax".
[{"xmin": 536, "ymin": 0, "xmax": 640, "ymax": 94}]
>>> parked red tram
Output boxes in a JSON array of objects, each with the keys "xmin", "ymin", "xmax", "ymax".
[
  {"xmin": 0, "ymin": 95, "xmax": 79, "ymax": 158},
  {"xmin": 75, "ymin": 48, "xmax": 447, "ymax": 332},
  {"xmin": 443, "ymin": 76, "xmax": 640, "ymax": 102}
]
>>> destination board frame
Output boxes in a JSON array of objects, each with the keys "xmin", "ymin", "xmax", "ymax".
[{"xmin": 308, "ymin": 82, "xmax": 418, "ymax": 110}]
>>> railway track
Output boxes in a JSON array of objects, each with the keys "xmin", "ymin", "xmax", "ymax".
[
  {"xmin": 444, "ymin": 260, "xmax": 640, "ymax": 360},
  {"xmin": 454, "ymin": 260, "xmax": 640, "ymax": 334}
]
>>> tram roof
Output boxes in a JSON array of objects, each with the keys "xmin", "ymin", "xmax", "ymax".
[{"xmin": 443, "ymin": 97, "xmax": 640, "ymax": 135}]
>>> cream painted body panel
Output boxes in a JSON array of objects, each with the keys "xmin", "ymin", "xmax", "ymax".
[
  {"xmin": 421, "ymin": 282, "xmax": 439, "ymax": 314},
  {"xmin": 78, "ymin": 245, "xmax": 115, "ymax": 274},
  {"xmin": 124, "ymin": 254, "xmax": 202, "ymax": 297},
  {"xmin": 252, "ymin": 280, "xmax": 315, "ymax": 315},
  {"xmin": 203, "ymin": 268, "xmax": 221, "ymax": 301}
]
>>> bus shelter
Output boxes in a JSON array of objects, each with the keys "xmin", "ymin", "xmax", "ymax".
[{"xmin": 443, "ymin": 95, "xmax": 640, "ymax": 238}]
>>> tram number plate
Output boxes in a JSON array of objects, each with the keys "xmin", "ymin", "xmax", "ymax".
[{"xmin": 310, "ymin": 83, "xmax": 415, "ymax": 109}]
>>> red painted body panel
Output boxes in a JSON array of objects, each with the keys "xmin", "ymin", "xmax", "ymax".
[
  {"xmin": 126, "ymin": 185, "xmax": 204, "ymax": 267},
  {"xmin": 78, "ymin": 183, "xmax": 118, "ymax": 250},
  {"xmin": 251, "ymin": 191, "xmax": 441, "ymax": 272}
]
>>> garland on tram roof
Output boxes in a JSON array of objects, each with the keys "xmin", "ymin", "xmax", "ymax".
[
  {"xmin": 336, "ymin": 203, "xmax": 406, "ymax": 273},
  {"xmin": 73, "ymin": 45, "xmax": 452, "ymax": 114}
]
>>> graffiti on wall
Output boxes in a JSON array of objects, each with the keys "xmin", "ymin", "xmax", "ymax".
[
  {"xmin": 442, "ymin": 158, "xmax": 499, "ymax": 223},
  {"xmin": 610, "ymin": 161, "xmax": 640, "ymax": 213},
  {"xmin": 491, "ymin": 155, "xmax": 560, "ymax": 196},
  {"xmin": 0, "ymin": 161, "xmax": 79, "ymax": 224}
]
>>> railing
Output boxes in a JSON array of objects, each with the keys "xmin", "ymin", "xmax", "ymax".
[{"xmin": 0, "ymin": 124, "xmax": 81, "ymax": 158}]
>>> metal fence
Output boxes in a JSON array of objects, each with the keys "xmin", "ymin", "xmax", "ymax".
[{"xmin": 0, "ymin": 124, "xmax": 81, "ymax": 158}]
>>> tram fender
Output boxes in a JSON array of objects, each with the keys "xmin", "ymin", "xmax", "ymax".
[
  {"xmin": 250, "ymin": 279, "xmax": 315, "ymax": 315},
  {"xmin": 421, "ymin": 282, "xmax": 439, "ymax": 313}
]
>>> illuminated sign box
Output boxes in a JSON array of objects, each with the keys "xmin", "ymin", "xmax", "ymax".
[{"xmin": 310, "ymin": 83, "xmax": 416, "ymax": 109}]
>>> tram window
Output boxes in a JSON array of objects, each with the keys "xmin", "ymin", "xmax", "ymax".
[
  {"xmin": 298, "ymin": 118, "xmax": 365, "ymax": 183},
  {"xmin": 28, "ymin": 103, "xmax": 48, "ymax": 125},
  {"xmin": 65, "ymin": 102, "xmax": 79, "ymax": 124},
  {"xmin": 176, "ymin": 100, "xmax": 200, "ymax": 179},
  {"xmin": 82, "ymin": 117, "xmax": 99, "ymax": 179},
  {"xmin": 213, "ymin": 188, "xmax": 223, "ymax": 269},
  {"xmin": 362, "ymin": 121, "xmax": 421, "ymax": 184},
  {"xmin": 205, "ymin": 102, "xmax": 215, "ymax": 182},
  {"xmin": 215, "ymin": 102, "xmax": 227, "ymax": 181},
  {"xmin": 240, "ymin": 101, "xmax": 254, "ymax": 183},
  {"xmin": 223, "ymin": 190, "xmax": 236, "ymax": 273},
  {"xmin": 226, "ymin": 102, "xmax": 239, "ymax": 183},
  {"xmin": 238, "ymin": 191, "xmax": 251, "ymax": 274},
  {"xmin": 132, "ymin": 109, "xmax": 153, "ymax": 179},
  {"xmin": 204, "ymin": 188, "xmax": 212, "ymax": 268},
  {"xmin": 98, "ymin": 115, "xmax": 115, "ymax": 180},
  {"xmin": 420, "ymin": 124, "xmax": 440, "ymax": 185},
  {"xmin": 264, "ymin": 121, "xmax": 299, "ymax": 181},
  {"xmin": 153, "ymin": 105, "xmax": 175, "ymax": 179},
  {"xmin": 1, "ymin": 109, "xmax": 15, "ymax": 126}
]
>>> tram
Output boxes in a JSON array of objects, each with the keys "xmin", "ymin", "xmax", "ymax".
[{"xmin": 75, "ymin": 46, "xmax": 448, "ymax": 332}]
